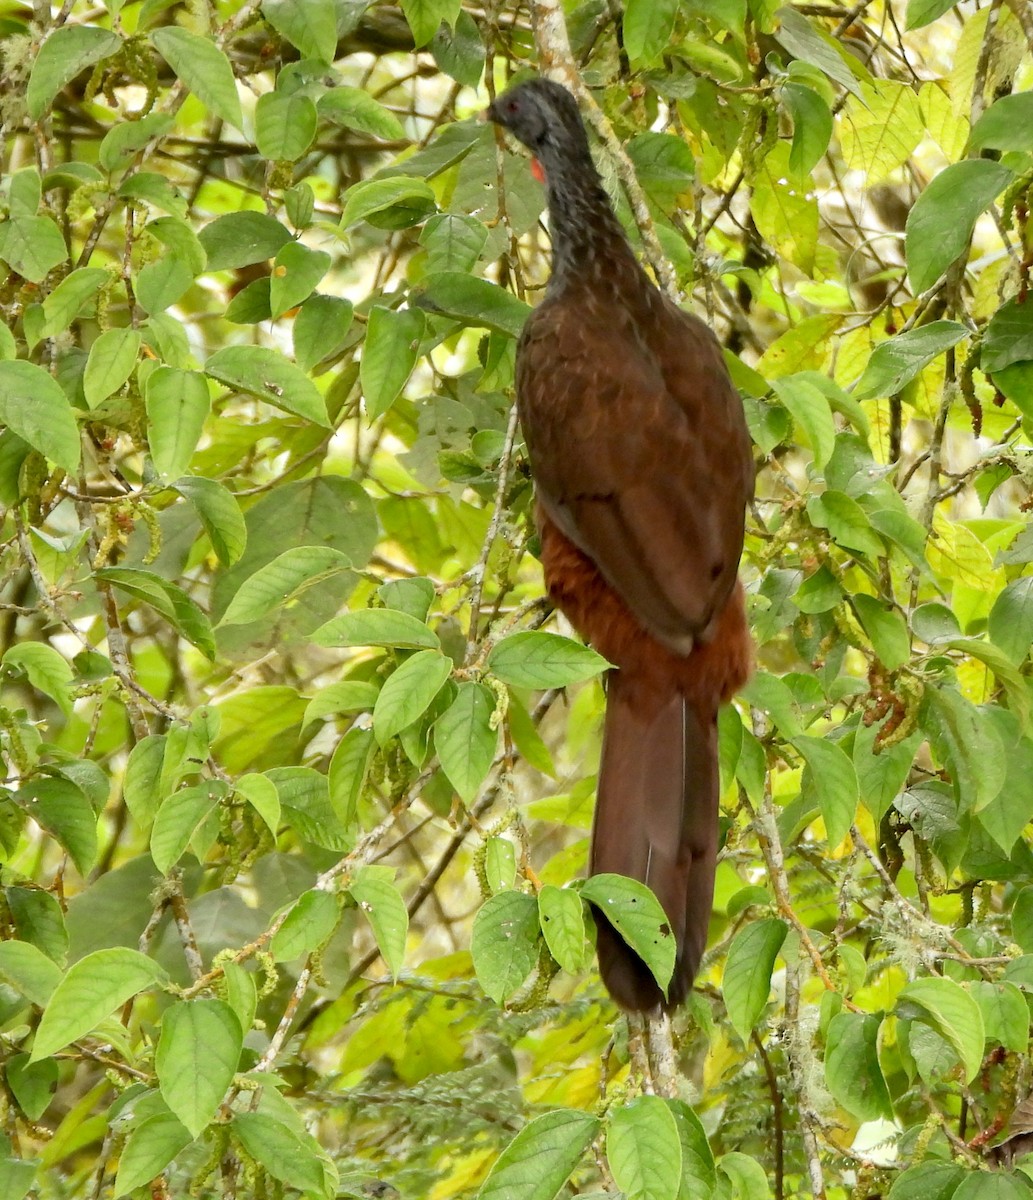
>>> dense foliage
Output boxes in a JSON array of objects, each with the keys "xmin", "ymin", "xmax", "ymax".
[{"xmin": 2, "ymin": 0, "xmax": 1033, "ymax": 1197}]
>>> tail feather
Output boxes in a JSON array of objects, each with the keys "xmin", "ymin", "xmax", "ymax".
[{"xmin": 589, "ymin": 669, "xmax": 718, "ymax": 1011}]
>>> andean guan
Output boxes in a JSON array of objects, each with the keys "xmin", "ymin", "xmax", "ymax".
[{"xmin": 487, "ymin": 79, "xmax": 754, "ymax": 1012}]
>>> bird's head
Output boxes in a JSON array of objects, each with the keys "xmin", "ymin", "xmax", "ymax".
[{"xmin": 486, "ymin": 79, "xmax": 591, "ymax": 178}]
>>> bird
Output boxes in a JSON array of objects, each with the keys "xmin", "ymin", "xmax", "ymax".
[{"xmin": 487, "ymin": 78, "xmax": 754, "ymax": 1011}]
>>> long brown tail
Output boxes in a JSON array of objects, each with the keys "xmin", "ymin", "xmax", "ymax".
[{"xmin": 589, "ymin": 668, "xmax": 719, "ymax": 1012}]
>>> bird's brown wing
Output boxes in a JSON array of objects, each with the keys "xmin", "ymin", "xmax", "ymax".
[{"xmin": 517, "ymin": 291, "xmax": 752, "ymax": 651}]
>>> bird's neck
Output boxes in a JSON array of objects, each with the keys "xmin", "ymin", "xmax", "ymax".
[{"xmin": 542, "ymin": 158, "xmax": 644, "ymax": 292}]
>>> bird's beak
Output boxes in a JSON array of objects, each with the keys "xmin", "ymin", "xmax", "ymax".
[{"xmin": 481, "ymin": 100, "xmax": 497, "ymax": 124}]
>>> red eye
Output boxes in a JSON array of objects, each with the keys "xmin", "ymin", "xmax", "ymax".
[{"xmin": 506, "ymin": 99, "xmax": 519, "ymax": 114}]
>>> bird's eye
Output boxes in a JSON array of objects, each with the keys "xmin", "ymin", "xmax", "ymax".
[{"xmin": 505, "ymin": 99, "xmax": 519, "ymax": 114}]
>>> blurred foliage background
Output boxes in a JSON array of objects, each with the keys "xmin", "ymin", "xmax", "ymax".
[{"xmin": 2, "ymin": 0, "xmax": 1033, "ymax": 1197}]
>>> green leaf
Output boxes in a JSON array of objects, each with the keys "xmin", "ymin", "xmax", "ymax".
[
  {"xmin": 0, "ymin": 940, "xmax": 62, "ymax": 1007},
  {"xmin": 156, "ymin": 999, "xmax": 243, "ymax": 1137},
  {"xmin": 311, "ymin": 607, "xmax": 439, "ymax": 650},
  {"xmin": 434, "ymin": 682, "xmax": 498, "ymax": 801},
  {"xmin": 263, "ymin": 0, "xmax": 339, "ymax": 63},
  {"xmin": 293, "ymin": 295, "xmax": 354, "ymax": 372},
  {"xmin": 969, "ymin": 93, "xmax": 1033, "ymax": 154},
  {"xmin": 328, "ymin": 725, "xmax": 376, "ymax": 828},
  {"xmin": 349, "ymin": 868, "xmax": 409, "ymax": 979},
  {"xmin": 416, "ymin": 272, "xmax": 532, "ymax": 338},
  {"xmin": 31, "ymin": 948, "xmax": 167, "ymax": 1061},
  {"xmin": 219, "ymin": 546, "xmax": 352, "ymax": 627},
  {"xmin": 373, "ymin": 649, "xmax": 453, "ymax": 744},
  {"xmin": 96, "ymin": 567, "xmax": 215, "ymax": 660},
  {"xmin": 905, "ymin": 0, "xmax": 961, "ymax": 29},
  {"xmin": 205, "ymin": 345, "xmax": 329, "ymax": 426},
  {"xmin": 970, "ymin": 980, "xmax": 1028, "ymax": 1053},
  {"xmin": 471, "ymin": 889, "xmax": 540, "ymax": 1003},
  {"xmin": 628, "ymin": 132, "xmax": 696, "ymax": 208},
  {"xmin": 41, "ymin": 267, "xmax": 107, "ymax": 338},
  {"xmin": 824, "ymin": 1012, "xmax": 893, "ymax": 1121},
  {"xmin": 607, "ymin": 1095, "xmax": 682, "ymax": 1200},
  {"xmin": 268, "ymin": 242, "xmax": 330, "ymax": 319},
  {"xmin": 897, "ymin": 976, "xmax": 985, "ymax": 1083},
  {"xmin": 198, "ymin": 212, "xmax": 293, "ymax": 271},
  {"xmin": 477, "ymin": 1109, "xmax": 600, "ymax": 1200},
  {"xmin": 794, "ymin": 734, "xmax": 858, "ymax": 847},
  {"xmin": 806, "ymin": 491, "xmax": 884, "ymax": 559},
  {"xmin": 723, "ymin": 918, "xmax": 788, "ymax": 1042},
  {"xmin": 0, "ymin": 215, "xmax": 68, "ymax": 283},
  {"xmin": 853, "ymin": 321, "xmax": 969, "ymax": 399},
  {"xmin": 271, "ymin": 888, "xmax": 340, "ymax": 961},
  {"xmin": 853, "ymin": 594, "xmax": 910, "ymax": 670},
  {"xmin": 150, "ymin": 784, "xmax": 220, "ymax": 873},
  {"xmin": 6, "ymin": 1054, "xmax": 57, "ymax": 1121},
  {"xmin": 718, "ymin": 1152, "xmax": 772, "ymax": 1200},
  {"xmin": 360, "ymin": 306, "xmax": 426, "ymax": 419},
  {"xmin": 341, "ymin": 177, "xmax": 437, "ymax": 229},
  {"xmin": 146, "ymin": 367, "xmax": 210, "ymax": 479},
  {"xmin": 3, "ymin": 643, "xmax": 73, "ymax": 716},
  {"xmin": 420, "ymin": 214, "xmax": 488, "ymax": 275},
  {"xmin": 235, "ymin": 772, "xmax": 281, "ymax": 835},
  {"xmin": 254, "ymin": 91, "xmax": 318, "ymax": 161},
  {"xmin": 887, "ymin": 1162, "xmax": 964, "ymax": 1200},
  {"xmin": 431, "ymin": 11, "xmax": 486, "ymax": 88},
  {"xmin": 783, "ymin": 83, "xmax": 832, "ymax": 175},
  {"xmin": 581, "ymin": 874, "xmax": 676, "ymax": 996},
  {"xmin": 488, "ymin": 632, "xmax": 610, "ymax": 689},
  {"xmin": 774, "ymin": 7, "xmax": 863, "ymax": 97},
  {"xmin": 982, "ymin": 298, "xmax": 1033, "ymax": 375},
  {"xmin": 150, "ymin": 27, "xmax": 244, "ymax": 132},
  {"xmin": 905, "ymin": 161, "xmax": 1013, "ymax": 293},
  {"xmin": 27, "ymin": 25, "xmax": 121, "ymax": 120},
  {"xmin": 952, "ymin": 1174, "xmax": 1033, "ymax": 1200},
  {"xmin": 318, "ymin": 87, "xmax": 406, "ymax": 140},
  {"xmin": 667, "ymin": 1099, "xmax": 716, "ymax": 1198},
  {"xmin": 113, "ymin": 1112, "xmax": 193, "ymax": 1198},
  {"xmin": 20, "ymin": 778, "xmax": 98, "ymax": 875},
  {"xmin": 771, "ymin": 376, "xmax": 835, "ymax": 468},
  {"xmin": 232, "ymin": 1112, "xmax": 329, "ymax": 1195},
  {"xmin": 988, "ymin": 576, "xmax": 1033, "ymax": 664},
  {"xmin": 84, "ymin": 328, "xmax": 141, "ymax": 409},
  {"xmin": 485, "ymin": 837, "xmax": 517, "ymax": 893},
  {"xmin": 303, "ymin": 680, "xmax": 379, "ymax": 729},
  {"xmin": 172, "ymin": 476, "xmax": 247, "ymax": 566},
  {"xmin": 0, "ymin": 360, "xmax": 80, "ymax": 473},
  {"xmin": 622, "ymin": 0, "xmax": 678, "ymax": 62},
  {"xmin": 537, "ymin": 885, "xmax": 588, "ymax": 975},
  {"xmin": 400, "ymin": 0, "xmax": 461, "ymax": 47}
]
